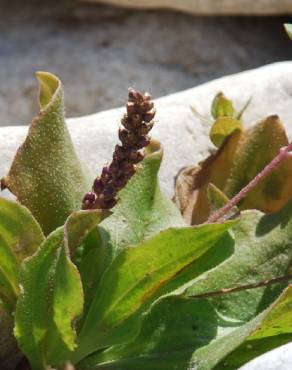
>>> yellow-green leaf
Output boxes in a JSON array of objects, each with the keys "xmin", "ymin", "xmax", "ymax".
[
  {"xmin": 211, "ymin": 92, "xmax": 235, "ymax": 119},
  {"xmin": 210, "ymin": 117, "xmax": 242, "ymax": 148}
]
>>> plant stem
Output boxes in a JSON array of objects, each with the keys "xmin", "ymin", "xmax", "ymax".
[
  {"xmin": 188, "ymin": 274, "xmax": 292, "ymax": 299},
  {"xmin": 207, "ymin": 142, "xmax": 292, "ymax": 223}
]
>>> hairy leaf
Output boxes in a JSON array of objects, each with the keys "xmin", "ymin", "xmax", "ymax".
[
  {"xmin": 0, "ymin": 197, "xmax": 44, "ymax": 311},
  {"xmin": 1, "ymin": 72, "xmax": 90, "ymax": 235},
  {"xmin": 219, "ymin": 285, "xmax": 292, "ymax": 369},
  {"xmin": 73, "ymin": 221, "xmax": 234, "ymax": 362},
  {"xmin": 77, "ymin": 296, "xmax": 219, "ymax": 370},
  {"xmin": 14, "ymin": 228, "xmax": 83, "ymax": 370},
  {"xmin": 65, "ymin": 210, "xmax": 108, "ymax": 313},
  {"xmin": 99, "ymin": 140, "xmax": 185, "ymax": 257},
  {"xmin": 78, "ymin": 204, "xmax": 292, "ymax": 369}
]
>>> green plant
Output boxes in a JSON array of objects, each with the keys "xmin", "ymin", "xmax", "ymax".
[{"xmin": 0, "ymin": 70, "xmax": 291, "ymax": 370}]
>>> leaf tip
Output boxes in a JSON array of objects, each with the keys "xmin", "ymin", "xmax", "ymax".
[{"xmin": 35, "ymin": 71, "xmax": 61, "ymax": 110}]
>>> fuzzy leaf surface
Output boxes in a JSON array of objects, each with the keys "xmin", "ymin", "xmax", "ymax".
[
  {"xmin": 0, "ymin": 197, "xmax": 44, "ymax": 311},
  {"xmin": 79, "ymin": 204, "xmax": 292, "ymax": 370},
  {"xmin": 74, "ymin": 221, "xmax": 234, "ymax": 362},
  {"xmin": 218, "ymin": 285, "xmax": 292, "ymax": 369},
  {"xmin": 99, "ymin": 141, "xmax": 185, "ymax": 258},
  {"xmin": 14, "ymin": 228, "xmax": 83, "ymax": 370},
  {"xmin": 78, "ymin": 296, "xmax": 219, "ymax": 370},
  {"xmin": 1, "ymin": 72, "xmax": 90, "ymax": 235}
]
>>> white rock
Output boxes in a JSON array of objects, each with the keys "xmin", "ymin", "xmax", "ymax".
[
  {"xmin": 86, "ymin": 0, "xmax": 292, "ymax": 15},
  {"xmin": 239, "ymin": 342, "xmax": 292, "ymax": 370},
  {"xmin": 1, "ymin": 62, "xmax": 292, "ymax": 199}
]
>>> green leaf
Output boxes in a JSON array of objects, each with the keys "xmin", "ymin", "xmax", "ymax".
[
  {"xmin": 73, "ymin": 221, "xmax": 234, "ymax": 362},
  {"xmin": 99, "ymin": 140, "xmax": 185, "ymax": 258},
  {"xmin": 79, "ymin": 140, "xmax": 186, "ymax": 306},
  {"xmin": 211, "ymin": 92, "xmax": 235, "ymax": 119},
  {"xmin": 210, "ymin": 117, "xmax": 242, "ymax": 148},
  {"xmin": 0, "ymin": 197, "xmax": 44, "ymax": 311},
  {"xmin": 77, "ymin": 296, "xmax": 219, "ymax": 370},
  {"xmin": 185, "ymin": 205, "xmax": 292, "ymax": 320},
  {"xmin": 81, "ymin": 204, "xmax": 292, "ymax": 370},
  {"xmin": 76, "ymin": 141, "xmax": 185, "ymax": 317},
  {"xmin": 182, "ymin": 205, "xmax": 292, "ymax": 369},
  {"xmin": 219, "ymin": 285, "xmax": 292, "ymax": 369},
  {"xmin": 1, "ymin": 72, "xmax": 90, "ymax": 235},
  {"xmin": 14, "ymin": 228, "xmax": 83, "ymax": 370},
  {"xmin": 65, "ymin": 210, "xmax": 108, "ymax": 313},
  {"xmin": 284, "ymin": 24, "xmax": 292, "ymax": 40},
  {"xmin": 65, "ymin": 209, "xmax": 106, "ymax": 259}
]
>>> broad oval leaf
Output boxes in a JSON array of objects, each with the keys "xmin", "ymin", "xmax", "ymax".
[
  {"xmin": 179, "ymin": 204, "xmax": 292, "ymax": 369},
  {"xmin": 78, "ymin": 140, "xmax": 186, "ymax": 310},
  {"xmin": 73, "ymin": 220, "xmax": 234, "ymax": 362},
  {"xmin": 1, "ymin": 72, "xmax": 90, "ymax": 235},
  {"xmin": 77, "ymin": 296, "xmax": 219, "ymax": 370},
  {"xmin": 100, "ymin": 205, "xmax": 292, "ymax": 370}
]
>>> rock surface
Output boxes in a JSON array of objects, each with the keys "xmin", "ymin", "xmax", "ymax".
[
  {"xmin": 1, "ymin": 62, "xmax": 292, "ymax": 199},
  {"xmin": 1, "ymin": 0, "xmax": 292, "ymax": 125},
  {"xmin": 239, "ymin": 343, "xmax": 292, "ymax": 370},
  {"xmin": 89, "ymin": 0, "xmax": 292, "ymax": 15}
]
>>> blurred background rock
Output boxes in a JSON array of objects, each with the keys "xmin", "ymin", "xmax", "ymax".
[{"xmin": 0, "ymin": 0, "xmax": 292, "ymax": 125}]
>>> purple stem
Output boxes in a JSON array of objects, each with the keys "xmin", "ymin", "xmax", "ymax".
[{"xmin": 207, "ymin": 142, "xmax": 292, "ymax": 224}]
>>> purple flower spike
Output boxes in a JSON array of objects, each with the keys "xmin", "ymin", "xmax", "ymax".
[{"xmin": 82, "ymin": 88, "xmax": 156, "ymax": 210}]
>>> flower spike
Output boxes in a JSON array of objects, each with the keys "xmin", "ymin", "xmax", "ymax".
[{"xmin": 82, "ymin": 88, "xmax": 156, "ymax": 210}]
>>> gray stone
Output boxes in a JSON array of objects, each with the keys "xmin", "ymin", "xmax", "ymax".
[
  {"xmin": 239, "ymin": 343, "xmax": 292, "ymax": 370},
  {"xmin": 1, "ymin": 1, "xmax": 292, "ymax": 125},
  {"xmin": 88, "ymin": 0, "xmax": 292, "ymax": 15},
  {"xmin": 1, "ymin": 61, "xmax": 292, "ymax": 200}
]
